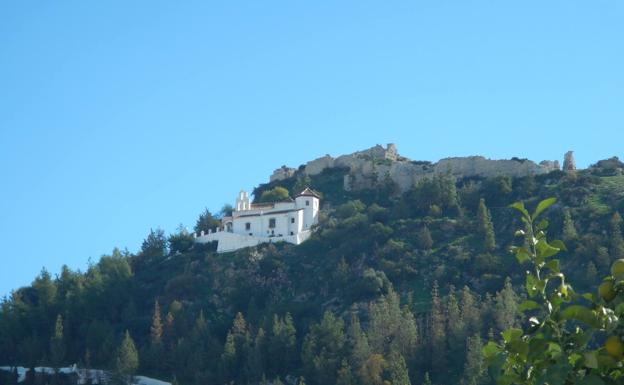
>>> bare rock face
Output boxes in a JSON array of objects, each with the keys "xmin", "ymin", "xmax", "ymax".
[
  {"xmin": 539, "ymin": 160, "xmax": 560, "ymax": 172},
  {"xmin": 270, "ymin": 166, "xmax": 297, "ymax": 182},
  {"xmin": 434, "ymin": 156, "xmax": 544, "ymax": 178},
  {"xmin": 273, "ymin": 144, "xmax": 562, "ymax": 193},
  {"xmin": 563, "ymin": 151, "xmax": 576, "ymax": 171}
]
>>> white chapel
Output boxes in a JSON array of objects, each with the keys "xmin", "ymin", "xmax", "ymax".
[{"xmin": 194, "ymin": 188, "xmax": 320, "ymax": 253}]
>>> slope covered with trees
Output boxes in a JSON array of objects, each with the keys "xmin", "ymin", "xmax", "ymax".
[{"xmin": 2, "ymin": 161, "xmax": 624, "ymax": 385}]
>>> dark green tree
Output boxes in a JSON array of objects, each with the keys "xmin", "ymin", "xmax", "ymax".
[
  {"xmin": 49, "ymin": 314, "xmax": 65, "ymax": 369},
  {"xmin": 115, "ymin": 331, "xmax": 139, "ymax": 383},
  {"xmin": 301, "ymin": 311, "xmax": 346, "ymax": 385},
  {"xmin": 609, "ymin": 212, "xmax": 624, "ymax": 259},
  {"xmin": 492, "ymin": 277, "xmax": 518, "ymax": 333},
  {"xmin": 194, "ymin": 208, "xmax": 221, "ymax": 235},
  {"xmin": 387, "ymin": 351, "xmax": 411, "ymax": 385},
  {"xmin": 446, "ymin": 286, "xmax": 466, "ymax": 358},
  {"xmin": 168, "ymin": 226, "xmax": 194, "ymax": 254},
  {"xmin": 562, "ymin": 209, "xmax": 578, "ymax": 241},
  {"xmin": 417, "ymin": 226, "xmax": 434, "ymax": 250},
  {"xmin": 268, "ymin": 313, "xmax": 297, "ymax": 375},
  {"xmin": 461, "ymin": 334, "xmax": 485, "ymax": 385},
  {"xmin": 140, "ymin": 228, "xmax": 167, "ymax": 258},
  {"xmin": 368, "ymin": 288, "xmax": 417, "ymax": 360},
  {"xmin": 150, "ymin": 300, "xmax": 163, "ymax": 345},
  {"xmin": 346, "ymin": 313, "xmax": 370, "ymax": 371},
  {"xmin": 336, "ymin": 359, "xmax": 355, "ymax": 385},
  {"xmin": 477, "ymin": 198, "xmax": 496, "ymax": 251},
  {"xmin": 459, "ymin": 286, "xmax": 481, "ymax": 338},
  {"xmin": 428, "ymin": 281, "xmax": 447, "ymax": 378},
  {"xmin": 220, "ymin": 312, "xmax": 251, "ymax": 383},
  {"xmin": 259, "ymin": 186, "xmax": 290, "ymax": 203}
]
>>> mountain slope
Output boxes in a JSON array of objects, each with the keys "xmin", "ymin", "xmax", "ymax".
[{"xmin": 2, "ymin": 152, "xmax": 624, "ymax": 385}]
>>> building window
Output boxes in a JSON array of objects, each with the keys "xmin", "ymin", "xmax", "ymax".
[
  {"xmin": 245, "ymin": 222, "xmax": 251, "ymax": 230},
  {"xmin": 291, "ymin": 218, "xmax": 295, "ymax": 224},
  {"xmin": 306, "ymin": 200, "xmax": 310, "ymax": 206},
  {"xmin": 269, "ymin": 218, "xmax": 276, "ymax": 228},
  {"xmin": 290, "ymin": 231, "xmax": 294, "ymax": 235}
]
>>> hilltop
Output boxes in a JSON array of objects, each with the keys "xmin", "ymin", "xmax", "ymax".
[
  {"xmin": 1, "ymin": 146, "xmax": 624, "ymax": 385},
  {"xmin": 269, "ymin": 144, "xmax": 564, "ymax": 193}
]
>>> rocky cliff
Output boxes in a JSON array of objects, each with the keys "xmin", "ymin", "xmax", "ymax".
[{"xmin": 270, "ymin": 144, "xmax": 565, "ymax": 192}]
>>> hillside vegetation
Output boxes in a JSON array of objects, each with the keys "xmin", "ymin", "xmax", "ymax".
[{"xmin": 2, "ymin": 161, "xmax": 624, "ymax": 385}]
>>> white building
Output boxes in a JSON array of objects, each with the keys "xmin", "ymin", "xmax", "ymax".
[{"xmin": 195, "ymin": 188, "xmax": 320, "ymax": 253}]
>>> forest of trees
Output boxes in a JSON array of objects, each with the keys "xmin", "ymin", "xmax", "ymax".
[{"xmin": 1, "ymin": 162, "xmax": 624, "ymax": 385}]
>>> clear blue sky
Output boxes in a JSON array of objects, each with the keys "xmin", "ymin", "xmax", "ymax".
[{"xmin": 1, "ymin": 1, "xmax": 622, "ymax": 297}]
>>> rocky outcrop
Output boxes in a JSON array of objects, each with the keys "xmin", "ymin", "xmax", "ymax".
[
  {"xmin": 270, "ymin": 166, "xmax": 297, "ymax": 182},
  {"xmin": 269, "ymin": 144, "xmax": 570, "ymax": 193}
]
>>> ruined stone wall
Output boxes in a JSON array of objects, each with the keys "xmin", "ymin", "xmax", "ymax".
[{"xmin": 269, "ymin": 144, "xmax": 564, "ymax": 193}]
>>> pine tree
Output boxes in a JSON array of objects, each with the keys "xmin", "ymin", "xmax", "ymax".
[
  {"xmin": 562, "ymin": 209, "xmax": 578, "ymax": 241},
  {"xmin": 461, "ymin": 334, "xmax": 485, "ymax": 385},
  {"xmin": 417, "ymin": 226, "xmax": 434, "ymax": 250},
  {"xmin": 459, "ymin": 286, "xmax": 480, "ymax": 337},
  {"xmin": 369, "ymin": 288, "xmax": 417, "ymax": 359},
  {"xmin": 358, "ymin": 354, "xmax": 386, "ymax": 385},
  {"xmin": 387, "ymin": 351, "xmax": 411, "ymax": 385},
  {"xmin": 429, "ymin": 281, "xmax": 447, "ymax": 377},
  {"xmin": 150, "ymin": 300, "xmax": 163, "ymax": 345},
  {"xmin": 301, "ymin": 311, "xmax": 346, "ymax": 385},
  {"xmin": 336, "ymin": 359, "xmax": 355, "ymax": 385},
  {"xmin": 220, "ymin": 312, "xmax": 251, "ymax": 383},
  {"xmin": 268, "ymin": 313, "xmax": 297, "ymax": 375},
  {"xmin": 477, "ymin": 198, "xmax": 496, "ymax": 251},
  {"xmin": 115, "ymin": 330, "xmax": 139, "ymax": 382},
  {"xmin": 610, "ymin": 212, "xmax": 624, "ymax": 259},
  {"xmin": 422, "ymin": 372, "xmax": 433, "ymax": 385},
  {"xmin": 493, "ymin": 278, "xmax": 518, "ymax": 333},
  {"xmin": 347, "ymin": 313, "xmax": 370, "ymax": 371},
  {"xmin": 446, "ymin": 286, "xmax": 465, "ymax": 350},
  {"xmin": 49, "ymin": 314, "xmax": 65, "ymax": 369},
  {"xmin": 583, "ymin": 262, "xmax": 597, "ymax": 287},
  {"xmin": 249, "ymin": 327, "xmax": 267, "ymax": 381}
]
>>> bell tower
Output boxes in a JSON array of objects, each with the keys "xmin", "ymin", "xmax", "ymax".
[{"xmin": 235, "ymin": 190, "xmax": 250, "ymax": 211}]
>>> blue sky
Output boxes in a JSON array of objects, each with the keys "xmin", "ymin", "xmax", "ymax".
[{"xmin": 1, "ymin": 1, "xmax": 622, "ymax": 297}]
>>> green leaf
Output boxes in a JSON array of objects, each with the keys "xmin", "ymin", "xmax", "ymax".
[
  {"xmin": 547, "ymin": 342, "xmax": 562, "ymax": 355},
  {"xmin": 508, "ymin": 340, "xmax": 529, "ymax": 358},
  {"xmin": 482, "ymin": 341, "xmax": 501, "ymax": 359},
  {"xmin": 583, "ymin": 351, "xmax": 599, "ymax": 369},
  {"xmin": 526, "ymin": 273, "xmax": 538, "ymax": 297},
  {"xmin": 577, "ymin": 373, "xmax": 605, "ymax": 385},
  {"xmin": 536, "ymin": 239, "xmax": 560, "ymax": 258},
  {"xmin": 568, "ymin": 352, "xmax": 582, "ymax": 366},
  {"xmin": 545, "ymin": 259, "xmax": 560, "ymax": 273},
  {"xmin": 515, "ymin": 247, "xmax": 531, "ymax": 263},
  {"xmin": 501, "ymin": 328, "xmax": 523, "ymax": 343},
  {"xmin": 518, "ymin": 300, "xmax": 540, "ymax": 312},
  {"xmin": 550, "ymin": 239, "xmax": 567, "ymax": 252},
  {"xmin": 537, "ymin": 219, "xmax": 549, "ymax": 230},
  {"xmin": 561, "ymin": 305, "xmax": 599, "ymax": 328},
  {"xmin": 532, "ymin": 197, "xmax": 556, "ymax": 219},
  {"xmin": 510, "ymin": 201, "xmax": 530, "ymax": 220}
]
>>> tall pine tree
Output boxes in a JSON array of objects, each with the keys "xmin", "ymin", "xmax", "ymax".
[
  {"xmin": 49, "ymin": 314, "xmax": 65, "ymax": 369},
  {"xmin": 477, "ymin": 198, "xmax": 496, "ymax": 251},
  {"xmin": 428, "ymin": 281, "xmax": 447, "ymax": 378}
]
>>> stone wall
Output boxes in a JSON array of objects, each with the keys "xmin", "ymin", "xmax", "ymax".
[{"xmin": 269, "ymin": 144, "xmax": 565, "ymax": 193}]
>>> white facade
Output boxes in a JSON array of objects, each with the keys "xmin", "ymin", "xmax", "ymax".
[{"xmin": 195, "ymin": 188, "xmax": 320, "ymax": 253}]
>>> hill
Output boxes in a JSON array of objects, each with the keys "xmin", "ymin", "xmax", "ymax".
[{"xmin": 2, "ymin": 148, "xmax": 624, "ymax": 385}]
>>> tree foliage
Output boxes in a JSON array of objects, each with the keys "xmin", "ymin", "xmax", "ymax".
[{"xmin": 484, "ymin": 198, "xmax": 624, "ymax": 384}]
